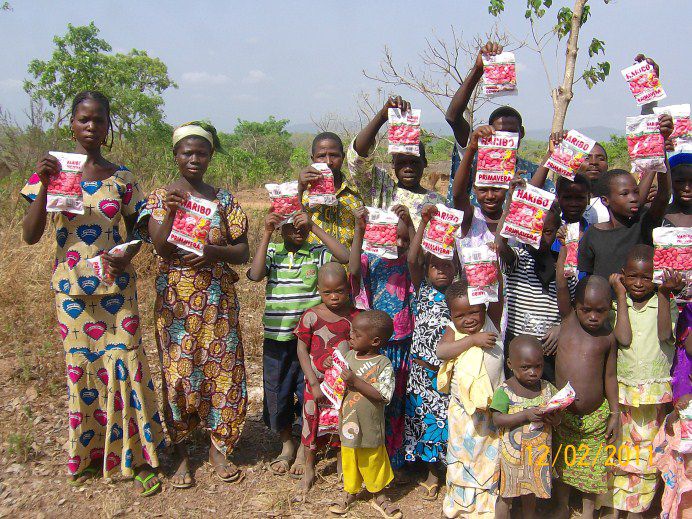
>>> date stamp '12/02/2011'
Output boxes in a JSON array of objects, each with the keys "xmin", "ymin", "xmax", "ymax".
[{"xmin": 527, "ymin": 443, "xmax": 654, "ymax": 469}]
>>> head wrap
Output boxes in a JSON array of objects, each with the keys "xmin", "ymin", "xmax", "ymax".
[
  {"xmin": 172, "ymin": 121, "xmax": 225, "ymax": 154},
  {"xmin": 669, "ymin": 152, "xmax": 692, "ymax": 169}
]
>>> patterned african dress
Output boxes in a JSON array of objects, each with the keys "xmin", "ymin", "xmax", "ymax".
[
  {"xmin": 490, "ymin": 380, "xmax": 556, "ymax": 499},
  {"xmin": 403, "ymin": 280, "xmax": 450, "ymax": 464},
  {"xmin": 21, "ymin": 168, "xmax": 163, "ymax": 478},
  {"xmin": 294, "ymin": 307, "xmax": 358, "ymax": 450},
  {"xmin": 352, "ymin": 252, "xmax": 414, "ymax": 469},
  {"xmin": 137, "ymin": 188, "xmax": 248, "ymax": 456}
]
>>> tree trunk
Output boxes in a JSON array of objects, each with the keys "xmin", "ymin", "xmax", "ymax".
[{"xmin": 550, "ymin": 0, "xmax": 587, "ymax": 134}]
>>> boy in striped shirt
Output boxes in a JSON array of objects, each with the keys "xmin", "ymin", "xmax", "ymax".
[{"xmin": 247, "ymin": 210, "xmax": 350, "ymax": 477}]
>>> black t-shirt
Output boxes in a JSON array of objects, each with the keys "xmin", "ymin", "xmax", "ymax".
[{"xmin": 577, "ymin": 210, "xmax": 658, "ymax": 280}]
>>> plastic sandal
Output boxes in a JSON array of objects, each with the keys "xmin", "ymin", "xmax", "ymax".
[{"xmin": 134, "ymin": 472, "xmax": 161, "ymax": 497}]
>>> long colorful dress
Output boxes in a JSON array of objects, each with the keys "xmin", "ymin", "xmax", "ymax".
[
  {"xmin": 294, "ymin": 307, "xmax": 358, "ymax": 450},
  {"xmin": 652, "ymin": 413, "xmax": 692, "ymax": 519},
  {"xmin": 137, "ymin": 188, "xmax": 248, "ymax": 456},
  {"xmin": 352, "ymin": 252, "xmax": 414, "ymax": 469},
  {"xmin": 21, "ymin": 168, "xmax": 164, "ymax": 478},
  {"xmin": 403, "ymin": 280, "xmax": 450, "ymax": 464}
]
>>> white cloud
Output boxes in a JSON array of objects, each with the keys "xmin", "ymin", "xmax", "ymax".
[
  {"xmin": 242, "ymin": 69, "xmax": 268, "ymax": 84},
  {"xmin": 0, "ymin": 78, "xmax": 22, "ymax": 92},
  {"xmin": 181, "ymin": 72, "xmax": 230, "ymax": 85}
]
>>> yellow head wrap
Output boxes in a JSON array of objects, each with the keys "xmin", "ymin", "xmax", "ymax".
[{"xmin": 172, "ymin": 124, "xmax": 215, "ymax": 149}]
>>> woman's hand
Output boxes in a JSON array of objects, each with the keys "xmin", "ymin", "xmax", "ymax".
[
  {"xmin": 353, "ymin": 206, "xmax": 368, "ymax": 232},
  {"xmin": 182, "ymin": 246, "xmax": 218, "ymax": 269},
  {"xmin": 164, "ymin": 189, "xmax": 188, "ymax": 215},
  {"xmin": 102, "ymin": 250, "xmax": 134, "ymax": 277},
  {"xmin": 36, "ymin": 154, "xmax": 61, "ymax": 187}
]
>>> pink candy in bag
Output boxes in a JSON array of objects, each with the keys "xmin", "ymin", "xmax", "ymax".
[
  {"xmin": 86, "ymin": 239, "xmax": 141, "ymax": 285},
  {"xmin": 320, "ymin": 349, "xmax": 349, "ymax": 409},
  {"xmin": 482, "ymin": 52, "xmax": 517, "ymax": 96},
  {"xmin": 363, "ymin": 207, "xmax": 400, "ymax": 260},
  {"xmin": 46, "ymin": 151, "xmax": 87, "ymax": 214},
  {"xmin": 545, "ymin": 130, "xmax": 596, "ymax": 181},
  {"xmin": 422, "ymin": 204, "xmax": 464, "ymax": 260},
  {"xmin": 626, "ymin": 115, "xmax": 666, "ymax": 179},
  {"xmin": 529, "ymin": 382, "xmax": 576, "ymax": 431},
  {"xmin": 501, "ymin": 184, "xmax": 556, "ymax": 249},
  {"xmin": 621, "ymin": 61, "xmax": 666, "ymax": 106},
  {"xmin": 307, "ymin": 163, "xmax": 337, "ymax": 207},
  {"xmin": 388, "ymin": 108, "xmax": 421, "ymax": 156},
  {"xmin": 654, "ymin": 104, "xmax": 692, "ymax": 152},
  {"xmin": 653, "ymin": 227, "xmax": 692, "ymax": 298},
  {"xmin": 563, "ymin": 222, "xmax": 580, "ymax": 278},
  {"xmin": 168, "ymin": 195, "xmax": 218, "ymax": 256},
  {"xmin": 265, "ymin": 181, "xmax": 301, "ymax": 220},
  {"xmin": 476, "ymin": 131, "xmax": 519, "ymax": 188},
  {"xmin": 462, "ymin": 245, "xmax": 499, "ymax": 305}
]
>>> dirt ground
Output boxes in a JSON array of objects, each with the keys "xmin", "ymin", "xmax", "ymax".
[{"xmin": 0, "ymin": 176, "xmax": 624, "ymax": 518}]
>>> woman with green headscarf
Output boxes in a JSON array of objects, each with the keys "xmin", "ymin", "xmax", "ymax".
[{"xmin": 137, "ymin": 122, "xmax": 250, "ymax": 488}]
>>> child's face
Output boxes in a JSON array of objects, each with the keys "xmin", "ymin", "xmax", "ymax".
[
  {"xmin": 575, "ymin": 288, "xmax": 611, "ymax": 333},
  {"xmin": 672, "ymin": 166, "xmax": 692, "ymax": 207},
  {"xmin": 396, "ymin": 219, "xmax": 410, "ymax": 254},
  {"xmin": 539, "ymin": 214, "xmax": 560, "ymax": 251},
  {"xmin": 557, "ymin": 183, "xmax": 589, "ymax": 223},
  {"xmin": 448, "ymin": 296, "xmax": 486, "ymax": 335},
  {"xmin": 603, "ymin": 174, "xmax": 640, "ymax": 219},
  {"xmin": 281, "ymin": 221, "xmax": 308, "ymax": 246},
  {"xmin": 427, "ymin": 255, "xmax": 456, "ymax": 290},
  {"xmin": 312, "ymin": 139, "xmax": 345, "ymax": 173},
  {"xmin": 508, "ymin": 345, "xmax": 543, "ymax": 388},
  {"xmin": 392, "ymin": 153, "xmax": 425, "ymax": 189},
  {"xmin": 622, "ymin": 257, "xmax": 655, "ymax": 302},
  {"xmin": 349, "ymin": 315, "xmax": 381, "ymax": 353},
  {"xmin": 580, "ymin": 144, "xmax": 608, "ymax": 183},
  {"xmin": 318, "ymin": 277, "xmax": 351, "ymax": 312},
  {"xmin": 474, "ymin": 186, "xmax": 506, "ymax": 217}
]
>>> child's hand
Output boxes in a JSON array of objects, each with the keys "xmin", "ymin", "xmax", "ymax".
[
  {"xmin": 675, "ymin": 393, "xmax": 691, "ymax": 412},
  {"xmin": 292, "ymin": 211, "xmax": 312, "ymax": 231},
  {"xmin": 421, "ymin": 204, "xmax": 439, "ymax": 224},
  {"xmin": 542, "ymin": 325, "xmax": 561, "ymax": 356},
  {"xmin": 264, "ymin": 212, "xmax": 284, "ymax": 233},
  {"xmin": 470, "ymin": 125, "xmax": 495, "ymax": 149},
  {"xmin": 341, "ymin": 369, "xmax": 355, "ymax": 388},
  {"xmin": 556, "ymin": 225, "xmax": 567, "ymax": 246},
  {"xmin": 36, "ymin": 153, "xmax": 61, "ymax": 187},
  {"xmin": 298, "ymin": 165, "xmax": 322, "ymax": 191},
  {"xmin": 660, "ymin": 268, "xmax": 684, "ymax": 297},
  {"xmin": 609, "ymin": 273, "xmax": 627, "ymax": 299},
  {"xmin": 524, "ymin": 407, "xmax": 544, "ymax": 423},
  {"xmin": 164, "ymin": 189, "xmax": 188, "ymax": 214},
  {"xmin": 472, "ymin": 331, "xmax": 498, "ymax": 349},
  {"xmin": 605, "ymin": 412, "xmax": 620, "ymax": 445},
  {"xmin": 475, "ymin": 41, "xmax": 503, "ymax": 70},
  {"xmin": 548, "ymin": 131, "xmax": 568, "ymax": 154},
  {"xmin": 353, "ymin": 206, "xmax": 368, "ymax": 231},
  {"xmin": 658, "ymin": 113, "xmax": 674, "ymax": 141},
  {"xmin": 323, "ymin": 356, "xmax": 333, "ymax": 369},
  {"xmin": 312, "ymin": 385, "xmax": 326, "ymax": 404},
  {"xmin": 633, "ymin": 53, "xmax": 660, "ymax": 79},
  {"xmin": 392, "ymin": 204, "xmax": 413, "ymax": 228},
  {"xmin": 382, "ymin": 95, "xmax": 411, "ymax": 115},
  {"xmin": 508, "ymin": 173, "xmax": 527, "ymax": 194},
  {"xmin": 542, "ymin": 410, "xmax": 561, "ymax": 427}
]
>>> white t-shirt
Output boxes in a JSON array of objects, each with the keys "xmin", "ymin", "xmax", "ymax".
[{"xmin": 584, "ymin": 196, "xmax": 609, "ymax": 225}]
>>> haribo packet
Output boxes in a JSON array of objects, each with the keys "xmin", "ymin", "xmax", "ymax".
[
  {"xmin": 422, "ymin": 204, "xmax": 464, "ymax": 260},
  {"xmin": 482, "ymin": 51, "xmax": 517, "ymax": 97},
  {"xmin": 307, "ymin": 163, "xmax": 337, "ymax": 207},
  {"xmin": 621, "ymin": 61, "xmax": 666, "ymax": 106},
  {"xmin": 653, "ymin": 227, "xmax": 692, "ymax": 293},
  {"xmin": 363, "ymin": 207, "xmax": 400, "ymax": 260},
  {"xmin": 545, "ymin": 130, "xmax": 596, "ymax": 181},
  {"xmin": 265, "ymin": 181, "xmax": 302, "ymax": 221},
  {"xmin": 626, "ymin": 114, "xmax": 666, "ymax": 179},
  {"xmin": 654, "ymin": 104, "xmax": 692, "ymax": 153},
  {"xmin": 475, "ymin": 131, "xmax": 519, "ymax": 188},
  {"xmin": 46, "ymin": 151, "xmax": 87, "ymax": 214},
  {"xmin": 168, "ymin": 194, "xmax": 218, "ymax": 256},
  {"xmin": 86, "ymin": 239, "xmax": 141, "ymax": 285},
  {"xmin": 387, "ymin": 108, "xmax": 421, "ymax": 156},
  {"xmin": 529, "ymin": 382, "xmax": 576, "ymax": 431},
  {"xmin": 500, "ymin": 184, "xmax": 556, "ymax": 249},
  {"xmin": 462, "ymin": 244, "xmax": 499, "ymax": 305},
  {"xmin": 320, "ymin": 349, "xmax": 349, "ymax": 409},
  {"xmin": 563, "ymin": 222, "xmax": 580, "ymax": 278}
]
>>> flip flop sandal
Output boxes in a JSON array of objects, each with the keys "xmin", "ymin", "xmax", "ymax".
[
  {"xmin": 169, "ymin": 471, "xmax": 194, "ymax": 489},
  {"xmin": 371, "ymin": 495, "xmax": 403, "ymax": 519},
  {"xmin": 206, "ymin": 461, "xmax": 244, "ymax": 483},
  {"xmin": 328, "ymin": 494, "xmax": 354, "ymax": 515},
  {"xmin": 67, "ymin": 465, "xmax": 101, "ymax": 486},
  {"xmin": 268, "ymin": 454, "xmax": 293, "ymax": 476},
  {"xmin": 135, "ymin": 473, "xmax": 162, "ymax": 497},
  {"xmin": 420, "ymin": 481, "xmax": 439, "ymax": 501}
]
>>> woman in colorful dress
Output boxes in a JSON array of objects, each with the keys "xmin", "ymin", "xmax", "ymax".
[
  {"xmin": 21, "ymin": 91, "xmax": 163, "ymax": 495},
  {"xmin": 137, "ymin": 121, "xmax": 249, "ymax": 489}
]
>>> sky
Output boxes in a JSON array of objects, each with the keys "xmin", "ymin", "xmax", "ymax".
[{"xmin": 1, "ymin": 0, "xmax": 690, "ymax": 135}]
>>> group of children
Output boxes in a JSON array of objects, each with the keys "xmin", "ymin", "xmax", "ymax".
[{"xmin": 249, "ymin": 47, "xmax": 691, "ymax": 519}]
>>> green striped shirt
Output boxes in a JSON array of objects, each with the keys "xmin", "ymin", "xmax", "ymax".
[{"xmin": 263, "ymin": 242, "xmax": 334, "ymax": 341}]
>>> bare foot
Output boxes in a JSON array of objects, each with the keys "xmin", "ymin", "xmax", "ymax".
[
  {"xmin": 170, "ymin": 443, "xmax": 193, "ymax": 489},
  {"xmin": 288, "ymin": 444, "xmax": 305, "ymax": 478}
]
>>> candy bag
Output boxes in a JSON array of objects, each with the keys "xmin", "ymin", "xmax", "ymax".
[
  {"xmin": 462, "ymin": 244, "xmax": 499, "ymax": 305},
  {"xmin": 422, "ymin": 204, "xmax": 464, "ymax": 260},
  {"xmin": 265, "ymin": 181, "xmax": 301, "ymax": 220},
  {"xmin": 475, "ymin": 131, "xmax": 519, "ymax": 188},
  {"xmin": 168, "ymin": 195, "xmax": 218, "ymax": 256},
  {"xmin": 307, "ymin": 163, "xmax": 337, "ymax": 207},
  {"xmin": 545, "ymin": 130, "xmax": 596, "ymax": 181},
  {"xmin": 482, "ymin": 52, "xmax": 517, "ymax": 96},
  {"xmin": 363, "ymin": 207, "xmax": 400, "ymax": 260},
  {"xmin": 320, "ymin": 349, "xmax": 349, "ymax": 409},
  {"xmin": 317, "ymin": 405, "xmax": 339, "ymax": 437},
  {"xmin": 46, "ymin": 151, "xmax": 87, "ymax": 214},
  {"xmin": 681, "ymin": 401, "xmax": 692, "ymax": 454},
  {"xmin": 563, "ymin": 222, "xmax": 580, "ymax": 278},
  {"xmin": 654, "ymin": 104, "xmax": 692, "ymax": 152},
  {"xmin": 501, "ymin": 184, "xmax": 556, "ymax": 249},
  {"xmin": 387, "ymin": 108, "xmax": 422, "ymax": 156},
  {"xmin": 621, "ymin": 61, "xmax": 666, "ymax": 106},
  {"xmin": 86, "ymin": 239, "xmax": 141, "ymax": 286},
  {"xmin": 626, "ymin": 115, "xmax": 666, "ymax": 180},
  {"xmin": 530, "ymin": 382, "xmax": 576, "ymax": 431},
  {"xmin": 653, "ymin": 227, "xmax": 692, "ymax": 283}
]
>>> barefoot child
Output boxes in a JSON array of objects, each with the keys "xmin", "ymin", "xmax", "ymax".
[
  {"xmin": 553, "ymin": 275, "xmax": 619, "ymax": 519},
  {"xmin": 350, "ymin": 205, "xmax": 415, "ymax": 473},
  {"xmin": 403, "ymin": 204, "xmax": 457, "ymax": 500},
  {"xmin": 247, "ymin": 211, "xmax": 349, "ymax": 477},
  {"xmin": 329, "ymin": 311, "xmax": 402, "ymax": 519},
  {"xmin": 607, "ymin": 246, "xmax": 680, "ymax": 516},
  {"xmin": 294, "ymin": 262, "xmax": 359, "ymax": 493},
  {"xmin": 437, "ymin": 280, "xmax": 505, "ymax": 518},
  {"xmin": 491, "ymin": 335, "xmax": 560, "ymax": 519}
]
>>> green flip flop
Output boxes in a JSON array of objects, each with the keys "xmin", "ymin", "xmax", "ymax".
[
  {"xmin": 134, "ymin": 472, "xmax": 162, "ymax": 497},
  {"xmin": 67, "ymin": 465, "xmax": 101, "ymax": 487}
]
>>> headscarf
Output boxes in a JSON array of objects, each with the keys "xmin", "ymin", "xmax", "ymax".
[{"xmin": 172, "ymin": 121, "xmax": 225, "ymax": 154}]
